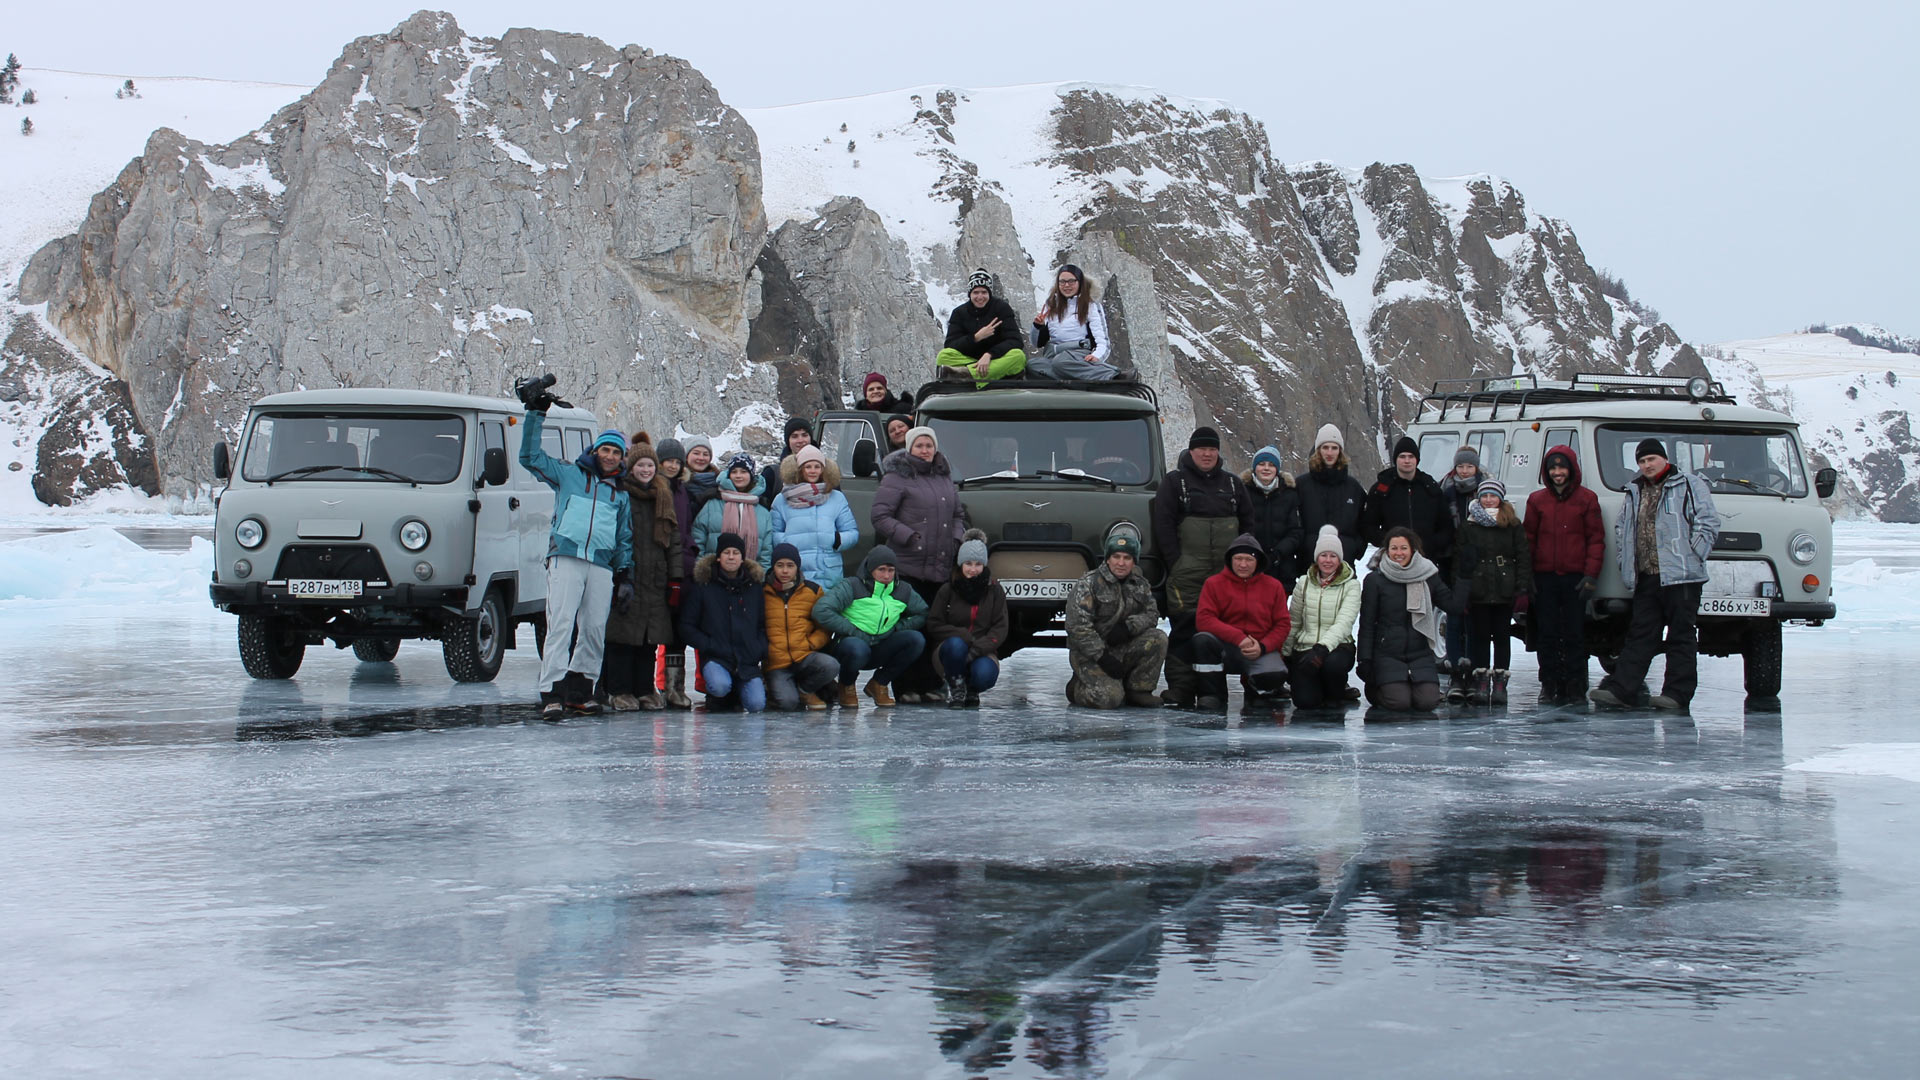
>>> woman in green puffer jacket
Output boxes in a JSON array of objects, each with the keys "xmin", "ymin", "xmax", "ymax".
[{"xmin": 1283, "ymin": 526, "xmax": 1363, "ymax": 709}]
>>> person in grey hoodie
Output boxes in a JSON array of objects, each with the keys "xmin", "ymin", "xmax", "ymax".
[{"xmin": 1590, "ymin": 438, "xmax": 1721, "ymax": 711}]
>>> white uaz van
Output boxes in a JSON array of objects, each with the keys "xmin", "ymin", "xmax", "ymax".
[
  {"xmin": 209, "ymin": 389, "xmax": 599, "ymax": 682},
  {"xmin": 1407, "ymin": 373, "xmax": 1837, "ymax": 702}
]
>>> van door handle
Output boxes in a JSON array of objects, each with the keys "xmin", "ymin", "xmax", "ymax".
[{"xmin": 508, "ymin": 497, "xmax": 521, "ymax": 510}]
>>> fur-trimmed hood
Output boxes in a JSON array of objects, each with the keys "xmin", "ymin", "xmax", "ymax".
[
  {"xmin": 779, "ymin": 453, "xmax": 843, "ymax": 491},
  {"xmin": 1241, "ymin": 467, "xmax": 1297, "ymax": 490},
  {"xmin": 882, "ymin": 447, "xmax": 951, "ymax": 478},
  {"xmin": 693, "ymin": 553, "xmax": 765, "ymax": 586}
]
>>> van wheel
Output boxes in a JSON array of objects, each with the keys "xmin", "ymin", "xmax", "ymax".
[
  {"xmin": 444, "ymin": 589, "xmax": 506, "ymax": 683},
  {"xmin": 352, "ymin": 637, "xmax": 401, "ymax": 663},
  {"xmin": 1742, "ymin": 620, "xmax": 1783, "ymax": 699},
  {"xmin": 238, "ymin": 615, "xmax": 305, "ymax": 679}
]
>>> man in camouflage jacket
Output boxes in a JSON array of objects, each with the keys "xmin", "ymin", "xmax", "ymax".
[{"xmin": 1064, "ymin": 534, "xmax": 1167, "ymax": 708}]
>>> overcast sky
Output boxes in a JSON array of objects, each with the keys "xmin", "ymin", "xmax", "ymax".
[{"xmin": 9, "ymin": 0, "xmax": 1913, "ymax": 344}]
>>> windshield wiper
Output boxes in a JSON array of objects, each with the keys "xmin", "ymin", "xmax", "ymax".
[
  {"xmin": 1706, "ymin": 477, "xmax": 1789, "ymax": 499},
  {"xmin": 1037, "ymin": 469, "xmax": 1116, "ymax": 489},
  {"xmin": 264, "ymin": 464, "xmax": 419, "ymax": 486},
  {"xmin": 959, "ymin": 472, "xmax": 1026, "ymax": 488}
]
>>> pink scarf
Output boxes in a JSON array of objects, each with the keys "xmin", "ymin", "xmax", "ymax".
[{"xmin": 719, "ymin": 488, "xmax": 760, "ymax": 555}]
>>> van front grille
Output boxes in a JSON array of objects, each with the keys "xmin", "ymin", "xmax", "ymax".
[{"xmin": 273, "ymin": 544, "xmax": 391, "ymax": 582}]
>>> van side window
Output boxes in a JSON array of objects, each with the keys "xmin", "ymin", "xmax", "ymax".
[
  {"xmin": 818, "ymin": 419, "xmax": 876, "ymax": 474},
  {"xmin": 1467, "ymin": 430, "xmax": 1507, "ymax": 479},
  {"xmin": 541, "ymin": 428, "xmax": 563, "ymax": 459},
  {"xmin": 1544, "ymin": 428, "xmax": 1575, "ymax": 454},
  {"xmin": 563, "ymin": 428, "xmax": 588, "ymax": 458},
  {"xmin": 1418, "ymin": 432, "xmax": 1460, "ymax": 469}
]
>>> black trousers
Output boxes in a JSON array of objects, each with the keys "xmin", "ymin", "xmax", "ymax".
[
  {"xmin": 1288, "ymin": 645, "xmax": 1355, "ymax": 708},
  {"xmin": 1532, "ymin": 572, "xmax": 1587, "ymax": 692},
  {"xmin": 892, "ymin": 576, "xmax": 947, "ymax": 694},
  {"xmin": 1468, "ymin": 601, "xmax": 1514, "ymax": 671},
  {"xmin": 1601, "ymin": 576, "xmax": 1702, "ymax": 705}
]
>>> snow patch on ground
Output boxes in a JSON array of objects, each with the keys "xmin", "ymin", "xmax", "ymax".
[{"xmin": 1788, "ymin": 744, "xmax": 1920, "ymax": 784}]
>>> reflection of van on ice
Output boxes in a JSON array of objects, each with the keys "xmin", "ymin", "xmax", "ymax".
[
  {"xmin": 210, "ymin": 389, "xmax": 599, "ymax": 681},
  {"xmin": 1406, "ymin": 373, "xmax": 1838, "ymax": 701}
]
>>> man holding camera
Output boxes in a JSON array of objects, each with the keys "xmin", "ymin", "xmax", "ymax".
[{"xmin": 517, "ymin": 375, "xmax": 634, "ymax": 717}]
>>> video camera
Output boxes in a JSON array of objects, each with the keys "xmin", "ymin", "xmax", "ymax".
[{"xmin": 513, "ymin": 373, "xmax": 572, "ymax": 412}]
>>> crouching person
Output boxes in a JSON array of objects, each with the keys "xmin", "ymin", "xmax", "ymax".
[
  {"xmin": 1358, "ymin": 527, "xmax": 1463, "ymax": 712},
  {"xmin": 928, "ymin": 530, "xmax": 1010, "ymax": 708},
  {"xmin": 1064, "ymin": 534, "xmax": 1166, "ymax": 708},
  {"xmin": 1191, "ymin": 534, "xmax": 1292, "ymax": 710},
  {"xmin": 519, "ymin": 397, "xmax": 633, "ymax": 718},
  {"xmin": 812, "ymin": 546, "xmax": 928, "ymax": 708},
  {"xmin": 764, "ymin": 543, "xmax": 840, "ymax": 711},
  {"xmin": 1282, "ymin": 526, "xmax": 1362, "ymax": 708},
  {"xmin": 677, "ymin": 532, "xmax": 768, "ymax": 712}
]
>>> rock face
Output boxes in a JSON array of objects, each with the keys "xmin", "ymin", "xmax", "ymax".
[
  {"xmin": 0, "ymin": 313, "xmax": 159, "ymax": 507},
  {"xmin": 20, "ymin": 11, "xmax": 767, "ymax": 498}
]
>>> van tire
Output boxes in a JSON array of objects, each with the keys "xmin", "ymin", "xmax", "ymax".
[
  {"xmin": 444, "ymin": 589, "xmax": 507, "ymax": 683},
  {"xmin": 1742, "ymin": 619, "xmax": 1783, "ymax": 699},
  {"xmin": 238, "ymin": 615, "xmax": 305, "ymax": 679},
  {"xmin": 352, "ymin": 637, "xmax": 401, "ymax": 663}
]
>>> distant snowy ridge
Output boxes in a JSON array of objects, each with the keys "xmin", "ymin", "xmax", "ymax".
[{"xmin": 1708, "ymin": 327, "xmax": 1920, "ymax": 521}]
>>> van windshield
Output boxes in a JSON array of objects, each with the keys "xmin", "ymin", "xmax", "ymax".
[
  {"xmin": 925, "ymin": 416, "xmax": 1155, "ymax": 486},
  {"xmin": 1595, "ymin": 425, "xmax": 1808, "ymax": 497},
  {"xmin": 241, "ymin": 413, "xmax": 466, "ymax": 484}
]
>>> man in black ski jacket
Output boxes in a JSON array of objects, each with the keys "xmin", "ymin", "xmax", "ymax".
[
  {"xmin": 936, "ymin": 269, "xmax": 1028, "ymax": 383},
  {"xmin": 1151, "ymin": 426, "xmax": 1255, "ymax": 708},
  {"xmin": 1361, "ymin": 436, "xmax": 1453, "ymax": 565}
]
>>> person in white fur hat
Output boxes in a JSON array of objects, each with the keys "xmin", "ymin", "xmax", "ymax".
[
  {"xmin": 1297, "ymin": 423, "xmax": 1368, "ymax": 566},
  {"xmin": 1281, "ymin": 525, "xmax": 1364, "ymax": 708}
]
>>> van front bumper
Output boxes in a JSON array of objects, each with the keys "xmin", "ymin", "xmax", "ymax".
[{"xmin": 211, "ymin": 581, "xmax": 470, "ymax": 611}]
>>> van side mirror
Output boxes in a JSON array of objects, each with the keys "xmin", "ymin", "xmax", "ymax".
[
  {"xmin": 1815, "ymin": 466, "xmax": 1837, "ymax": 499},
  {"xmin": 852, "ymin": 438, "xmax": 878, "ymax": 478},
  {"xmin": 212, "ymin": 442, "xmax": 231, "ymax": 480},
  {"xmin": 483, "ymin": 447, "xmax": 510, "ymax": 487}
]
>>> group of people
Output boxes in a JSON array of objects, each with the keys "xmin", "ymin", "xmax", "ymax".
[
  {"xmin": 517, "ymin": 380, "xmax": 1001, "ymax": 719},
  {"xmin": 513, "ymin": 369, "xmax": 1720, "ymax": 718},
  {"xmin": 935, "ymin": 266, "xmax": 1125, "ymax": 385}
]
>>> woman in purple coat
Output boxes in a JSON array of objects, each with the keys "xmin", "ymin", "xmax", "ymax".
[
  {"xmin": 870, "ymin": 427, "xmax": 968, "ymax": 701},
  {"xmin": 654, "ymin": 437, "xmax": 698, "ymax": 707}
]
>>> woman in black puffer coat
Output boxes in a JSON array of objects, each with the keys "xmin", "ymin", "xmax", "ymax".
[
  {"xmin": 1244, "ymin": 445, "xmax": 1304, "ymax": 586},
  {"xmin": 1298, "ymin": 424, "xmax": 1367, "ymax": 566}
]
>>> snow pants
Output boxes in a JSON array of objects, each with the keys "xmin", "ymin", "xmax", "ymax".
[
  {"xmin": 936, "ymin": 348, "xmax": 1028, "ymax": 386},
  {"xmin": 1190, "ymin": 633, "xmax": 1289, "ymax": 697},
  {"xmin": 1531, "ymin": 572, "xmax": 1588, "ymax": 693},
  {"xmin": 1467, "ymin": 601, "xmax": 1515, "ymax": 672},
  {"xmin": 1599, "ymin": 577, "xmax": 1702, "ymax": 706},
  {"xmin": 1067, "ymin": 629, "xmax": 1168, "ymax": 709},
  {"xmin": 538, "ymin": 555, "xmax": 613, "ymax": 695},
  {"xmin": 1027, "ymin": 343, "xmax": 1120, "ymax": 381},
  {"xmin": 1286, "ymin": 645, "xmax": 1356, "ymax": 709}
]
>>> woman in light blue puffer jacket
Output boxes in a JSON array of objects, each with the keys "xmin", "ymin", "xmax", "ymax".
[{"xmin": 771, "ymin": 445, "xmax": 860, "ymax": 585}]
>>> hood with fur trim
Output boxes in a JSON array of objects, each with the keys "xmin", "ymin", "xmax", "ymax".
[
  {"xmin": 778, "ymin": 453, "xmax": 843, "ymax": 491},
  {"xmin": 693, "ymin": 552, "xmax": 765, "ymax": 586}
]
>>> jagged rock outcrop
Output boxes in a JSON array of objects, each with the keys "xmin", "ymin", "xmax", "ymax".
[
  {"xmin": 754, "ymin": 196, "xmax": 943, "ymax": 403},
  {"xmin": 20, "ymin": 11, "xmax": 768, "ymax": 499},
  {"xmin": 0, "ymin": 313, "xmax": 159, "ymax": 506}
]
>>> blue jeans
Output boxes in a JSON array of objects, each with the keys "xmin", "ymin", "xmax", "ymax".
[
  {"xmin": 937, "ymin": 636, "xmax": 1000, "ymax": 690},
  {"xmin": 701, "ymin": 661, "xmax": 766, "ymax": 712},
  {"xmin": 833, "ymin": 631, "xmax": 925, "ymax": 686}
]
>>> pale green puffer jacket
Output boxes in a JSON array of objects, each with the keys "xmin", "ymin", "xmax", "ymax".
[{"xmin": 1283, "ymin": 561, "xmax": 1362, "ymax": 654}]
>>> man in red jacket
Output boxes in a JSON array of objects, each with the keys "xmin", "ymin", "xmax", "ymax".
[
  {"xmin": 1190, "ymin": 533, "xmax": 1292, "ymax": 710},
  {"xmin": 1524, "ymin": 445, "xmax": 1606, "ymax": 704}
]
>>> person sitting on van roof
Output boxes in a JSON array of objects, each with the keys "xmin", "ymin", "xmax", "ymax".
[
  {"xmin": 519, "ymin": 401, "xmax": 633, "ymax": 718},
  {"xmin": 937, "ymin": 269, "xmax": 1029, "ymax": 386},
  {"xmin": 1028, "ymin": 264, "xmax": 1119, "ymax": 382}
]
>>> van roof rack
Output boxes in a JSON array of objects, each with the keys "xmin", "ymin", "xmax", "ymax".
[
  {"xmin": 1416, "ymin": 372, "xmax": 1734, "ymax": 422},
  {"xmin": 915, "ymin": 376, "xmax": 1159, "ymax": 409}
]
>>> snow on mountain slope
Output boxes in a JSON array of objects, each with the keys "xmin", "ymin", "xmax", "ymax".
[{"xmin": 1708, "ymin": 328, "xmax": 1920, "ymax": 521}]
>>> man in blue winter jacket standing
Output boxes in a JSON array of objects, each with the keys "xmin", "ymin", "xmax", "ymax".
[{"xmin": 518, "ymin": 378, "xmax": 633, "ymax": 717}]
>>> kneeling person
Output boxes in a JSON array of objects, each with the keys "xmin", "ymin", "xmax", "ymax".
[
  {"xmin": 1192, "ymin": 534, "xmax": 1292, "ymax": 709},
  {"xmin": 764, "ymin": 543, "xmax": 841, "ymax": 711},
  {"xmin": 677, "ymin": 532, "xmax": 769, "ymax": 712},
  {"xmin": 1282, "ymin": 527, "xmax": 1363, "ymax": 708},
  {"xmin": 1064, "ymin": 534, "xmax": 1166, "ymax": 708},
  {"xmin": 928, "ymin": 530, "xmax": 1010, "ymax": 708},
  {"xmin": 812, "ymin": 546, "xmax": 928, "ymax": 707}
]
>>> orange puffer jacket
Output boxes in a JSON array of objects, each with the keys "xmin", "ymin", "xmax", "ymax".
[{"xmin": 764, "ymin": 578, "xmax": 831, "ymax": 671}]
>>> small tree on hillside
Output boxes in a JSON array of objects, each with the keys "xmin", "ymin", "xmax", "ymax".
[
  {"xmin": 116, "ymin": 78, "xmax": 139, "ymax": 100},
  {"xmin": 21, "ymin": 116, "xmax": 33, "ymax": 136},
  {"xmin": 0, "ymin": 53, "xmax": 21, "ymax": 104},
  {"xmin": 21, "ymin": 88, "xmax": 35, "ymax": 105}
]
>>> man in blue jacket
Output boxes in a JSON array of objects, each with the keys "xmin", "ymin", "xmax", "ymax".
[{"xmin": 519, "ymin": 382, "xmax": 633, "ymax": 717}]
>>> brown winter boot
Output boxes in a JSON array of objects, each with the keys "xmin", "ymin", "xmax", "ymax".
[
  {"xmin": 663, "ymin": 654, "xmax": 693, "ymax": 709},
  {"xmin": 800, "ymin": 691, "xmax": 829, "ymax": 711},
  {"xmin": 864, "ymin": 679, "xmax": 895, "ymax": 707},
  {"xmin": 837, "ymin": 683, "xmax": 860, "ymax": 709}
]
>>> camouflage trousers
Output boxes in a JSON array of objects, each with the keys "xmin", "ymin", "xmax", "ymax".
[{"xmin": 1067, "ymin": 629, "xmax": 1168, "ymax": 709}]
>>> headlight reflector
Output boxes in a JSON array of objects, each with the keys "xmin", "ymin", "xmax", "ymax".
[
  {"xmin": 399, "ymin": 520, "xmax": 431, "ymax": 551},
  {"xmin": 1789, "ymin": 531, "xmax": 1817, "ymax": 565},
  {"xmin": 235, "ymin": 518, "xmax": 265, "ymax": 549}
]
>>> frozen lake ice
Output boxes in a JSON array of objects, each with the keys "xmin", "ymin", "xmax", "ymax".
[{"xmin": 1, "ymin": 523, "xmax": 1917, "ymax": 1077}]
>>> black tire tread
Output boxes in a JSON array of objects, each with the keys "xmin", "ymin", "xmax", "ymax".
[
  {"xmin": 443, "ymin": 590, "xmax": 506, "ymax": 683},
  {"xmin": 238, "ymin": 615, "xmax": 304, "ymax": 679}
]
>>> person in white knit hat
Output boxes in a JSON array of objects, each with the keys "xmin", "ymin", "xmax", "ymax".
[
  {"xmin": 1297, "ymin": 423, "xmax": 1367, "ymax": 566},
  {"xmin": 1281, "ymin": 525, "xmax": 1364, "ymax": 708}
]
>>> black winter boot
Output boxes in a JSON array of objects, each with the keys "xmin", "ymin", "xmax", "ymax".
[{"xmin": 946, "ymin": 673, "xmax": 968, "ymax": 709}]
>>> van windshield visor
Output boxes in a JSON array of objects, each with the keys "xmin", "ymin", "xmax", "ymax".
[
  {"xmin": 241, "ymin": 413, "xmax": 466, "ymax": 484},
  {"xmin": 1595, "ymin": 425, "xmax": 1808, "ymax": 497},
  {"xmin": 927, "ymin": 416, "xmax": 1154, "ymax": 486}
]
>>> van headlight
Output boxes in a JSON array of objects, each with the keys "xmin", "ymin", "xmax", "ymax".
[
  {"xmin": 235, "ymin": 518, "xmax": 266, "ymax": 549},
  {"xmin": 1789, "ymin": 531, "xmax": 1817, "ymax": 565},
  {"xmin": 399, "ymin": 520, "xmax": 431, "ymax": 552}
]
